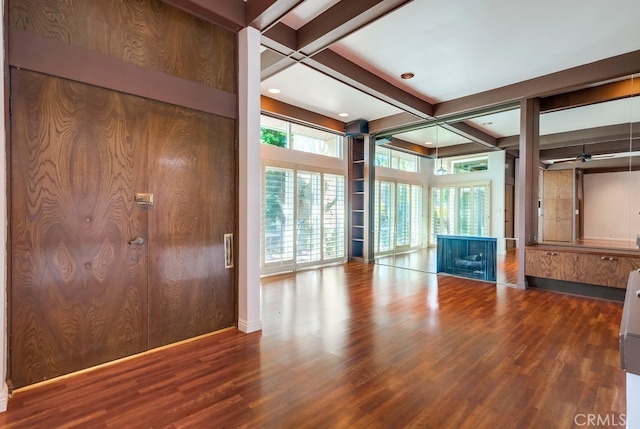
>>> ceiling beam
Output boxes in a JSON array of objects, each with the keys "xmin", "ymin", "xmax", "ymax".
[
  {"xmin": 539, "ymin": 139, "xmax": 637, "ymax": 161},
  {"xmin": 546, "ymin": 156, "xmax": 640, "ymax": 172},
  {"xmin": 435, "ymin": 143, "xmax": 489, "ymax": 158},
  {"xmin": 259, "ymin": 1, "xmax": 425, "ymax": 119},
  {"xmin": 297, "ymin": 0, "xmax": 412, "ymax": 55},
  {"xmin": 306, "ymin": 49, "xmax": 434, "ymax": 118},
  {"xmin": 260, "ymin": 96, "xmax": 345, "ymax": 133},
  {"xmin": 246, "ymin": 0, "xmax": 304, "ymax": 31},
  {"xmin": 498, "ymin": 123, "xmax": 639, "ymax": 150},
  {"xmin": 435, "ymin": 50, "xmax": 640, "ymax": 119},
  {"xmin": 260, "ymin": 49, "xmax": 297, "ymax": 80},
  {"xmin": 160, "ymin": 0, "xmax": 245, "ymax": 32},
  {"xmin": 368, "ymin": 112, "xmax": 424, "ymax": 135},
  {"xmin": 441, "ymin": 122, "xmax": 498, "ymax": 150},
  {"xmin": 380, "ymin": 138, "xmax": 432, "ymax": 158},
  {"xmin": 261, "ymin": 22, "xmax": 298, "ymax": 55},
  {"xmin": 540, "ymin": 77, "xmax": 640, "ymax": 112}
]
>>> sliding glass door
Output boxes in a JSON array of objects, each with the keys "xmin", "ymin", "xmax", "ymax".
[
  {"xmin": 263, "ymin": 166, "xmax": 345, "ymax": 273},
  {"xmin": 374, "ymin": 180, "xmax": 423, "ymax": 255},
  {"xmin": 430, "ymin": 182, "xmax": 490, "ymax": 244}
]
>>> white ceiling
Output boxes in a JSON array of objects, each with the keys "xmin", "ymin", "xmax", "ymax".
[{"xmin": 258, "ymin": 0, "xmax": 640, "ymax": 159}]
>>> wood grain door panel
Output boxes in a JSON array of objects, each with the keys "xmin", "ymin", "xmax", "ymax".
[
  {"xmin": 10, "ymin": 70, "xmax": 236, "ymax": 387},
  {"xmin": 10, "ymin": 70, "xmax": 149, "ymax": 387},
  {"xmin": 147, "ymin": 104, "xmax": 236, "ymax": 348}
]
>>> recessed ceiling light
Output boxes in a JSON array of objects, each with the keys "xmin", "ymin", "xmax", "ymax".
[
  {"xmin": 401, "ymin": 72, "xmax": 415, "ymax": 79},
  {"xmin": 424, "ymin": 141, "xmax": 433, "ymax": 145},
  {"xmin": 339, "ymin": 112, "xmax": 349, "ymax": 118},
  {"xmin": 268, "ymin": 88, "xmax": 281, "ymax": 94},
  {"xmin": 482, "ymin": 121, "xmax": 493, "ymax": 126}
]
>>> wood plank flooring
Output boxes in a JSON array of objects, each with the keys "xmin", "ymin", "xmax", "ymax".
[
  {"xmin": 0, "ymin": 262, "xmax": 625, "ymax": 428},
  {"xmin": 375, "ymin": 247, "xmax": 519, "ymax": 285}
]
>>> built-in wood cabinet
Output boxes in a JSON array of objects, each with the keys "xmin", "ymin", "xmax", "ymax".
[
  {"xmin": 542, "ymin": 170, "xmax": 573, "ymax": 242},
  {"xmin": 526, "ymin": 246, "xmax": 640, "ymax": 289}
]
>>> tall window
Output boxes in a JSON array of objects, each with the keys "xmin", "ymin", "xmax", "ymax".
[
  {"xmin": 260, "ymin": 115, "xmax": 342, "ymax": 158},
  {"xmin": 430, "ymin": 182, "xmax": 490, "ymax": 244},
  {"xmin": 374, "ymin": 180, "xmax": 423, "ymax": 254},
  {"xmin": 262, "ymin": 166, "xmax": 345, "ymax": 271}
]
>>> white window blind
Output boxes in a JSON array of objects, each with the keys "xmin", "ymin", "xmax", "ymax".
[
  {"xmin": 430, "ymin": 182, "xmax": 490, "ymax": 244},
  {"xmin": 411, "ymin": 185, "xmax": 423, "ymax": 247},
  {"xmin": 323, "ymin": 174, "xmax": 345, "ymax": 260},
  {"xmin": 262, "ymin": 166, "xmax": 346, "ymax": 273},
  {"xmin": 396, "ymin": 183, "xmax": 410, "ymax": 247},
  {"xmin": 374, "ymin": 180, "xmax": 423, "ymax": 255}
]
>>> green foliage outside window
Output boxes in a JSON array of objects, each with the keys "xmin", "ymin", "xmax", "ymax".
[{"xmin": 261, "ymin": 128, "xmax": 287, "ymax": 147}]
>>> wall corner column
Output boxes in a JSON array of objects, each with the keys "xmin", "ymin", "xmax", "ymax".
[
  {"xmin": 516, "ymin": 98, "xmax": 540, "ymax": 289},
  {"xmin": 237, "ymin": 26, "xmax": 262, "ymax": 333},
  {"xmin": 0, "ymin": 0, "xmax": 9, "ymax": 411}
]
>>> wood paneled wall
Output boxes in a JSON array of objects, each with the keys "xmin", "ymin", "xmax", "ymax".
[
  {"xmin": 8, "ymin": 0, "xmax": 239, "ymax": 387},
  {"xmin": 10, "ymin": 0, "xmax": 236, "ymax": 93}
]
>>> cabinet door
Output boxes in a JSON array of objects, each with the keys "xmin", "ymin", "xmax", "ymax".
[
  {"xmin": 542, "ymin": 170, "xmax": 573, "ymax": 242},
  {"xmin": 525, "ymin": 249, "xmax": 577, "ymax": 281},
  {"xmin": 576, "ymin": 255, "xmax": 640, "ymax": 289}
]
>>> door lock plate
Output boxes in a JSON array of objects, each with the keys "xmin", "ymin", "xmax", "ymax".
[{"xmin": 135, "ymin": 193, "xmax": 154, "ymax": 206}]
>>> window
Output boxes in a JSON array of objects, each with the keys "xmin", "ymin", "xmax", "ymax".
[
  {"xmin": 433, "ymin": 155, "xmax": 489, "ymax": 175},
  {"xmin": 262, "ymin": 166, "xmax": 345, "ymax": 271},
  {"xmin": 374, "ymin": 180, "xmax": 423, "ymax": 254},
  {"xmin": 375, "ymin": 147, "xmax": 418, "ymax": 172},
  {"xmin": 261, "ymin": 115, "xmax": 342, "ymax": 158},
  {"xmin": 430, "ymin": 182, "xmax": 490, "ymax": 244}
]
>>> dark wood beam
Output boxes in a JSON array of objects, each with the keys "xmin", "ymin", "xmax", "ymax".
[
  {"xmin": 540, "ymin": 139, "xmax": 636, "ymax": 162},
  {"xmin": 436, "ymin": 143, "xmax": 488, "ymax": 158},
  {"xmin": 499, "ymin": 123, "xmax": 639, "ymax": 150},
  {"xmin": 261, "ymin": 22, "xmax": 298, "ymax": 55},
  {"xmin": 298, "ymin": 0, "xmax": 412, "ymax": 55},
  {"xmin": 368, "ymin": 112, "xmax": 424, "ymax": 135},
  {"xmin": 260, "ymin": 49, "xmax": 297, "ymax": 80},
  {"xmin": 306, "ymin": 49, "xmax": 434, "ymax": 118},
  {"xmin": 9, "ymin": 28, "xmax": 237, "ymax": 119},
  {"xmin": 260, "ymin": 96, "xmax": 345, "ymax": 133},
  {"xmin": 160, "ymin": 0, "xmax": 245, "ymax": 31},
  {"xmin": 246, "ymin": 0, "xmax": 304, "ymax": 31},
  {"xmin": 435, "ymin": 50, "xmax": 640, "ymax": 119},
  {"xmin": 441, "ymin": 122, "xmax": 498, "ymax": 150},
  {"xmin": 541, "ymin": 77, "xmax": 640, "ymax": 112},
  {"xmin": 380, "ymin": 138, "xmax": 432, "ymax": 158}
]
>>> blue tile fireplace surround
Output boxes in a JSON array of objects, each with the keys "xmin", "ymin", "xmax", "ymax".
[{"xmin": 436, "ymin": 235, "xmax": 497, "ymax": 282}]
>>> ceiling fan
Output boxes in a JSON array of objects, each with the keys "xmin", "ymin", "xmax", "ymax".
[
  {"xmin": 566, "ymin": 143, "xmax": 592, "ymax": 163},
  {"xmin": 550, "ymin": 143, "xmax": 614, "ymax": 165}
]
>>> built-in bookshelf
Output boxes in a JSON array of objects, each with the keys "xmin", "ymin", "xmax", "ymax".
[{"xmin": 350, "ymin": 137, "xmax": 366, "ymax": 259}]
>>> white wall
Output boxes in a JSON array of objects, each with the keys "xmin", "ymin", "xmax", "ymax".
[
  {"xmin": 583, "ymin": 170, "xmax": 640, "ymax": 246},
  {"xmin": 237, "ymin": 27, "xmax": 262, "ymax": 333},
  {"xmin": 427, "ymin": 150, "xmax": 507, "ymax": 254}
]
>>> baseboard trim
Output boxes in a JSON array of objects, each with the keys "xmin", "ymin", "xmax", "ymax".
[
  {"xmin": 526, "ymin": 276, "xmax": 626, "ymax": 302},
  {"xmin": 0, "ymin": 382, "xmax": 8, "ymax": 412},
  {"xmin": 238, "ymin": 319, "xmax": 262, "ymax": 333}
]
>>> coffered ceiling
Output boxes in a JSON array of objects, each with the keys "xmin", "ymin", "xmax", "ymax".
[{"xmin": 163, "ymin": 0, "xmax": 640, "ymax": 169}]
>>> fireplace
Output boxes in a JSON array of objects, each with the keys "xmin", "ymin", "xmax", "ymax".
[{"xmin": 436, "ymin": 235, "xmax": 497, "ymax": 282}]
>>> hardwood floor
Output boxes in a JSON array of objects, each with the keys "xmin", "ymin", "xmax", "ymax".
[
  {"xmin": 0, "ymin": 262, "xmax": 625, "ymax": 428},
  {"xmin": 375, "ymin": 247, "xmax": 519, "ymax": 285}
]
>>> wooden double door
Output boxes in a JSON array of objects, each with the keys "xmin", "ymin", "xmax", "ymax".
[{"xmin": 10, "ymin": 70, "xmax": 236, "ymax": 388}]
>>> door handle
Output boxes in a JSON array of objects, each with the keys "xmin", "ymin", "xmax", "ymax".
[{"xmin": 129, "ymin": 236, "xmax": 145, "ymax": 245}]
